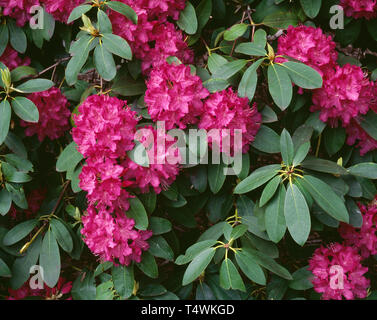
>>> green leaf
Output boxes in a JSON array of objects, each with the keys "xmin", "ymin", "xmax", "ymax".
[
  {"xmin": 289, "ymin": 266, "xmax": 313, "ymax": 290},
  {"xmin": 238, "ymin": 59, "xmax": 264, "ymax": 100},
  {"xmin": 67, "ymin": 4, "xmax": 92, "ymax": 23},
  {"xmin": 292, "ymin": 142, "xmax": 311, "ymax": 167},
  {"xmin": 281, "ymin": 61, "xmax": 322, "ymax": 89},
  {"xmin": 252, "ymin": 125, "xmax": 281, "ymax": 154},
  {"xmin": 234, "ymin": 164, "xmax": 281, "ymax": 194},
  {"xmin": 224, "ymin": 23, "xmax": 248, "ymax": 41},
  {"xmin": 148, "ymin": 236, "xmax": 174, "ymax": 261},
  {"xmin": 230, "ymin": 224, "xmax": 248, "ymax": 240},
  {"xmin": 3, "ymin": 219, "xmax": 38, "ymax": 246},
  {"xmin": 284, "ymin": 183, "xmax": 311, "ymax": 246},
  {"xmin": 0, "ymin": 24, "xmax": 9, "ymax": 57},
  {"xmin": 300, "ymin": 175, "xmax": 349, "ymax": 223},
  {"xmin": 324, "ymin": 127, "xmax": 346, "ymax": 156},
  {"xmin": 262, "ymin": 11, "xmax": 298, "ymax": 29},
  {"xmin": 260, "ymin": 175, "xmax": 281, "ymax": 207},
  {"xmin": 0, "ymin": 258, "xmax": 11, "ymax": 277},
  {"xmin": 50, "ymin": 218, "xmax": 73, "ymax": 253},
  {"xmin": 196, "ymin": 0, "xmax": 212, "ymax": 32},
  {"xmin": 175, "ymin": 240, "xmax": 217, "ymax": 265},
  {"xmin": 212, "ymin": 59, "xmax": 247, "ymax": 80},
  {"xmin": 106, "ymin": 1, "xmax": 138, "ymax": 24},
  {"xmin": 11, "ymin": 97, "xmax": 39, "ymax": 123},
  {"xmin": 280, "ymin": 129, "xmax": 294, "ymax": 166},
  {"xmin": 300, "ymin": 0, "xmax": 322, "ymax": 18},
  {"xmin": 265, "ymin": 184, "xmax": 287, "ymax": 243},
  {"xmin": 149, "ymin": 217, "xmax": 172, "ymax": 235},
  {"xmin": 182, "ymin": 247, "xmax": 216, "ymax": 285},
  {"xmin": 1, "ymin": 162, "xmax": 31, "ymax": 183},
  {"xmin": 208, "ymin": 162, "xmax": 226, "ymax": 194},
  {"xmin": 348, "ymin": 163, "xmax": 377, "ymax": 179},
  {"xmin": 15, "ymin": 79, "xmax": 54, "ymax": 93},
  {"xmin": 65, "ymin": 36, "xmax": 92, "ymax": 85},
  {"xmin": 301, "ymin": 157, "xmax": 348, "ymax": 175},
  {"xmin": 6, "ymin": 183, "xmax": 27, "ymax": 209},
  {"xmin": 235, "ymin": 250, "xmax": 266, "ymax": 285},
  {"xmin": 127, "ymin": 196, "xmax": 148, "ymax": 230},
  {"xmin": 102, "ymin": 33, "xmax": 132, "ymax": 60},
  {"xmin": 96, "ymin": 281, "xmax": 114, "ymax": 300},
  {"xmin": 136, "ymin": 251, "xmax": 158, "ymax": 279},
  {"xmin": 0, "ymin": 99, "xmax": 11, "ymax": 145},
  {"xmin": 10, "ymin": 66, "xmax": 37, "ymax": 82},
  {"xmin": 203, "ymin": 78, "xmax": 229, "ymax": 93},
  {"xmin": 56, "ymin": 141, "xmax": 83, "ymax": 172},
  {"xmin": 94, "ymin": 44, "xmax": 116, "ymax": 81},
  {"xmin": 112, "ymin": 265, "xmax": 134, "ymax": 299},
  {"xmin": 8, "ymin": 20, "xmax": 26, "ymax": 53},
  {"xmin": 72, "ymin": 271, "xmax": 96, "ymax": 300},
  {"xmin": 40, "ymin": 229, "xmax": 61, "ymax": 288},
  {"xmin": 359, "ymin": 110, "xmax": 377, "ymax": 141},
  {"xmin": 4, "ymin": 132, "xmax": 27, "ymax": 159},
  {"xmin": 243, "ymin": 247, "xmax": 292, "ymax": 280},
  {"xmin": 97, "ymin": 9, "xmax": 112, "ymax": 33},
  {"xmin": 0, "ymin": 189, "xmax": 12, "ymax": 216},
  {"xmin": 219, "ymin": 259, "xmax": 246, "ymax": 292},
  {"xmin": 268, "ymin": 64, "xmax": 292, "ymax": 110},
  {"xmin": 235, "ymin": 42, "xmax": 266, "ymax": 57},
  {"xmin": 10, "ymin": 235, "xmax": 42, "ymax": 289},
  {"xmin": 177, "ymin": 1, "xmax": 198, "ymax": 35}
]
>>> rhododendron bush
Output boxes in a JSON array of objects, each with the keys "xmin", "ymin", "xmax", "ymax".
[{"xmin": 1, "ymin": 0, "xmax": 377, "ymax": 302}]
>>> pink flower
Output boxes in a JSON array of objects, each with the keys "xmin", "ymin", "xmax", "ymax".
[
  {"xmin": 20, "ymin": 87, "xmax": 71, "ymax": 141},
  {"xmin": 277, "ymin": 25, "xmax": 338, "ymax": 76},
  {"xmin": 309, "ymin": 243, "xmax": 370, "ymax": 300},
  {"xmin": 122, "ymin": 126, "xmax": 181, "ymax": 194},
  {"xmin": 0, "ymin": 0, "xmax": 40, "ymax": 26},
  {"xmin": 340, "ymin": 0, "xmax": 377, "ymax": 19},
  {"xmin": 145, "ymin": 62, "xmax": 209, "ymax": 130},
  {"xmin": 345, "ymin": 119, "xmax": 377, "ymax": 155},
  {"xmin": 137, "ymin": 0, "xmax": 186, "ymax": 21},
  {"xmin": 311, "ymin": 64, "xmax": 375, "ymax": 126},
  {"xmin": 339, "ymin": 198, "xmax": 377, "ymax": 259},
  {"xmin": 141, "ymin": 22, "xmax": 194, "ymax": 74},
  {"xmin": 109, "ymin": 4, "xmax": 156, "ymax": 61},
  {"xmin": 7, "ymin": 277, "xmax": 72, "ymax": 300},
  {"xmin": 198, "ymin": 88, "xmax": 262, "ymax": 155},
  {"xmin": 72, "ymin": 95, "xmax": 139, "ymax": 159},
  {"xmin": 81, "ymin": 206, "xmax": 152, "ymax": 265},
  {"xmin": 41, "ymin": 0, "xmax": 85, "ymax": 23},
  {"xmin": 0, "ymin": 45, "xmax": 30, "ymax": 70}
]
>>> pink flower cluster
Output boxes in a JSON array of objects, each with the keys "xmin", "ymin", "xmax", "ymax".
[
  {"xmin": 0, "ymin": 0, "xmax": 84, "ymax": 25},
  {"xmin": 81, "ymin": 207, "xmax": 152, "ymax": 265},
  {"xmin": 8, "ymin": 277, "xmax": 72, "ymax": 300},
  {"xmin": 339, "ymin": 198, "xmax": 377, "ymax": 259},
  {"xmin": 145, "ymin": 62, "xmax": 209, "ymax": 130},
  {"xmin": 42, "ymin": 0, "xmax": 85, "ymax": 23},
  {"xmin": 73, "ymin": 94, "xmax": 181, "ymax": 264},
  {"xmin": 310, "ymin": 64, "xmax": 375, "ymax": 126},
  {"xmin": 277, "ymin": 25, "xmax": 338, "ymax": 76},
  {"xmin": 0, "ymin": 0, "xmax": 40, "ymax": 26},
  {"xmin": 0, "ymin": 45, "xmax": 30, "ymax": 70},
  {"xmin": 20, "ymin": 87, "xmax": 71, "ymax": 142},
  {"xmin": 308, "ymin": 243, "xmax": 370, "ymax": 300},
  {"xmin": 340, "ymin": 0, "xmax": 377, "ymax": 19},
  {"xmin": 108, "ymin": 0, "xmax": 192, "ymax": 74},
  {"xmin": 277, "ymin": 25, "xmax": 377, "ymax": 156},
  {"xmin": 199, "ymin": 88, "xmax": 262, "ymax": 154}
]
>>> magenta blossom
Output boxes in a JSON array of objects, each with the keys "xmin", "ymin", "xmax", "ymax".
[
  {"xmin": 198, "ymin": 88, "xmax": 262, "ymax": 155},
  {"xmin": 20, "ymin": 87, "xmax": 71, "ymax": 141},
  {"xmin": 339, "ymin": 198, "xmax": 377, "ymax": 259},
  {"xmin": 340, "ymin": 0, "xmax": 377, "ymax": 19},
  {"xmin": 0, "ymin": 45, "xmax": 31, "ymax": 70},
  {"xmin": 145, "ymin": 62, "xmax": 209, "ymax": 130},
  {"xmin": 0, "ymin": 0, "xmax": 40, "ymax": 26},
  {"xmin": 309, "ymin": 243, "xmax": 370, "ymax": 300}
]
